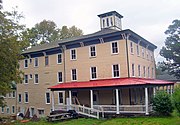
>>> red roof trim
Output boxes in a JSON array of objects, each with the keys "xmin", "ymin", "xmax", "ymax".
[{"xmin": 48, "ymin": 77, "xmax": 174, "ymax": 90}]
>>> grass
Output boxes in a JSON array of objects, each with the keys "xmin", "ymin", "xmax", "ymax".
[{"xmin": 13, "ymin": 115, "xmax": 180, "ymax": 125}]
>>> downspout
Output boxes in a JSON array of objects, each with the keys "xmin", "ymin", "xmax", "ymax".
[{"xmin": 125, "ymin": 34, "xmax": 130, "ymax": 78}]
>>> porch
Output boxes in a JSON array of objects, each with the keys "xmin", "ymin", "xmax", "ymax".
[{"xmin": 49, "ymin": 78, "xmax": 174, "ymax": 119}]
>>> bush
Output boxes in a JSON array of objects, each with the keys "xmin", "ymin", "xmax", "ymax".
[
  {"xmin": 152, "ymin": 91, "xmax": 173, "ymax": 116},
  {"xmin": 172, "ymin": 85, "xmax": 180, "ymax": 116}
]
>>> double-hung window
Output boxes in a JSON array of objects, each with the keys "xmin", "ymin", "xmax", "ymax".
[
  {"xmin": 24, "ymin": 75, "xmax": 28, "ymax": 84},
  {"xmin": 137, "ymin": 45, "xmax": 140, "ymax": 56},
  {"xmin": 90, "ymin": 46, "xmax": 96, "ymax": 57},
  {"xmin": 142, "ymin": 48, "xmax": 144, "ymax": 58},
  {"xmin": 71, "ymin": 69, "xmax": 77, "ymax": 81},
  {"xmin": 24, "ymin": 92, "xmax": 29, "ymax": 103},
  {"xmin": 18, "ymin": 94, "xmax": 22, "ymax": 103},
  {"xmin": 45, "ymin": 56, "xmax": 49, "ymax": 66},
  {"xmin": 34, "ymin": 58, "xmax": 38, "ymax": 67},
  {"xmin": 111, "ymin": 42, "xmax": 118, "ymax": 54},
  {"xmin": 24, "ymin": 59, "xmax": 28, "ymax": 68},
  {"xmin": 112, "ymin": 64, "xmax": 120, "ymax": 78},
  {"xmin": 132, "ymin": 64, "xmax": 135, "ymax": 77},
  {"xmin": 130, "ymin": 42, "xmax": 134, "ymax": 54},
  {"xmin": 57, "ymin": 54, "xmax": 62, "ymax": 64},
  {"xmin": 34, "ymin": 74, "xmax": 39, "ymax": 84},
  {"xmin": 90, "ymin": 67, "xmax": 97, "ymax": 79},
  {"xmin": 12, "ymin": 91, "xmax": 16, "ymax": 98},
  {"xmin": 148, "ymin": 67, "xmax": 150, "ymax": 78},
  {"xmin": 143, "ymin": 66, "xmax": 146, "ymax": 77},
  {"xmin": 45, "ymin": 92, "xmax": 50, "ymax": 104},
  {"xmin": 12, "ymin": 106, "xmax": 15, "ymax": 114},
  {"xmin": 58, "ymin": 72, "xmax": 63, "ymax": 83},
  {"xmin": 58, "ymin": 92, "xmax": 64, "ymax": 104},
  {"xmin": 70, "ymin": 49, "xmax": 76, "ymax": 60},
  {"xmin": 138, "ymin": 65, "xmax": 141, "ymax": 77}
]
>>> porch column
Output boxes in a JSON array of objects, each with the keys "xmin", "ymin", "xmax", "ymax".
[
  {"xmin": 116, "ymin": 89, "xmax": 120, "ymax": 114},
  {"xmin": 69, "ymin": 90, "xmax": 72, "ymax": 109},
  {"xmin": 51, "ymin": 91, "xmax": 55, "ymax": 111},
  {"xmin": 90, "ymin": 90, "xmax": 93, "ymax": 109},
  {"xmin": 153, "ymin": 87, "xmax": 156, "ymax": 96},
  {"xmin": 170, "ymin": 85, "xmax": 173, "ymax": 95},
  {"xmin": 145, "ymin": 87, "xmax": 149, "ymax": 115}
]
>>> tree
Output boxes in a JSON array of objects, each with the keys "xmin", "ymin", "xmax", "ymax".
[
  {"xmin": 24, "ymin": 21, "xmax": 83, "ymax": 46},
  {"xmin": 0, "ymin": 9, "xmax": 27, "ymax": 106},
  {"xmin": 60, "ymin": 25, "xmax": 83, "ymax": 39},
  {"xmin": 152, "ymin": 91, "xmax": 173, "ymax": 116},
  {"xmin": 160, "ymin": 19, "xmax": 180, "ymax": 78}
]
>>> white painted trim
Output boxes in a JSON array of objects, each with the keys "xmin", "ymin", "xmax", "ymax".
[
  {"xmin": 24, "ymin": 74, "xmax": 29, "ymax": 84},
  {"xmin": 34, "ymin": 57, "xmax": 39, "ymax": 67},
  {"xmin": 145, "ymin": 87, "xmax": 149, "ymax": 115},
  {"xmin": 116, "ymin": 89, "xmax": 120, "ymax": 114},
  {"xmin": 57, "ymin": 53, "xmax": 62, "ymax": 64},
  {"xmin": 130, "ymin": 41, "xmax": 134, "ymax": 54},
  {"xmin": 24, "ymin": 91, "xmax": 29, "ymax": 104},
  {"xmin": 6, "ymin": 107, "xmax": 10, "ymax": 114},
  {"xmin": 112, "ymin": 64, "xmax": 120, "ymax": 78},
  {"xmin": 70, "ymin": 49, "xmax": 77, "ymax": 60},
  {"xmin": 11, "ymin": 105, "xmax": 15, "ymax": 114},
  {"xmin": 90, "ymin": 66, "xmax": 98, "ymax": 80},
  {"xmin": 131, "ymin": 63, "xmax": 135, "ymax": 77},
  {"xmin": 58, "ymin": 91, "xmax": 65, "ymax": 105},
  {"xmin": 51, "ymin": 91, "xmax": 54, "ymax": 111},
  {"xmin": 45, "ymin": 92, "xmax": 51, "ymax": 104},
  {"xmin": 89, "ymin": 45, "xmax": 97, "ymax": 58},
  {"xmin": 57, "ymin": 71, "xmax": 63, "ymax": 83},
  {"xmin": 71, "ymin": 69, "xmax": 77, "ymax": 81},
  {"xmin": 12, "ymin": 91, "xmax": 16, "ymax": 98},
  {"xmin": 24, "ymin": 59, "xmax": 28, "ymax": 68},
  {"xmin": 90, "ymin": 90, "xmax": 93, "ymax": 109},
  {"xmin": 1, "ymin": 107, "xmax": 4, "ymax": 113},
  {"xmin": 34, "ymin": 74, "xmax": 39, "ymax": 84},
  {"xmin": 18, "ymin": 93, "xmax": 22, "ymax": 103},
  {"xmin": 111, "ymin": 41, "xmax": 119, "ymax": 55},
  {"xmin": 69, "ymin": 90, "xmax": 72, "ymax": 109}
]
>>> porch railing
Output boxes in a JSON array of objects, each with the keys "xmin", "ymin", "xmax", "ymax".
[
  {"xmin": 94, "ymin": 105, "xmax": 146, "ymax": 114},
  {"xmin": 54, "ymin": 104, "xmax": 100, "ymax": 119},
  {"xmin": 71, "ymin": 104, "xmax": 100, "ymax": 119}
]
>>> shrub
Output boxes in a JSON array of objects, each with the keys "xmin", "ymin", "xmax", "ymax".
[
  {"xmin": 152, "ymin": 90, "xmax": 173, "ymax": 116},
  {"xmin": 172, "ymin": 85, "xmax": 180, "ymax": 116}
]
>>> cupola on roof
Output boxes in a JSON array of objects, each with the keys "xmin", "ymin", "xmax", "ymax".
[{"xmin": 98, "ymin": 11, "xmax": 123, "ymax": 30}]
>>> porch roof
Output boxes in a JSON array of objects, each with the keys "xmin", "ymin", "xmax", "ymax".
[{"xmin": 48, "ymin": 77, "xmax": 174, "ymax": 90}]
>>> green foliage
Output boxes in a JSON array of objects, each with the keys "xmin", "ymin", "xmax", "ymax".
[
  {"xmin": 172, "ymin": 85, "xmax": 180, "ymax": 116},
  {"xmin": 160, "ymin": 19, "xmax": 180, "ymax": 79},
  {"xmin": 23, "ymin": 20, "xmax": 83, "ymax": 46},
  {"xmin": 13, "ymin": 117, "xmax": 180, "ymax": 125},
  {"xmin": 0, "ymin": 8, "xmax": 26, "ymax": 106},
  {"xmin": 152, "ymin": 91, "xmax": 173, "ymax": 116}
]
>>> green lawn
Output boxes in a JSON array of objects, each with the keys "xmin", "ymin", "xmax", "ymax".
[{"xmin": 14, "ymin": 115, "xmax": 180, "ymax": 125}]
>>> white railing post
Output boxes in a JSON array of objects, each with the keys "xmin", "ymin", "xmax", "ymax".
[
  {"xmin": 145, "ymin": 87, "xmax": 149, "ymax": 115},
  {"xmin": 51, "ymin": 91, "xmax": 55, "ymax": 111},
  {"xmin": 116, "ymin": 89, "xmax": 120, "ymax": 114},
  {"xmin": 90, "ymin": 90, "xmax": 93, "ymax": 109},
  {"xmin": 69, "ymin": 90, "xmax": 72, "ymax": 110}
]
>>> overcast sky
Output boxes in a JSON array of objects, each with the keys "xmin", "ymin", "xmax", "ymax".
[{"xmin": 2, "ymin": 0, "xmax": 180, "ymax": 62}]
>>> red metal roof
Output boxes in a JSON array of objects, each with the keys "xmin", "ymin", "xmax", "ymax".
[{"xmin": 48, "ymin": 77, "xmax": 174, "ymax": 90}]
